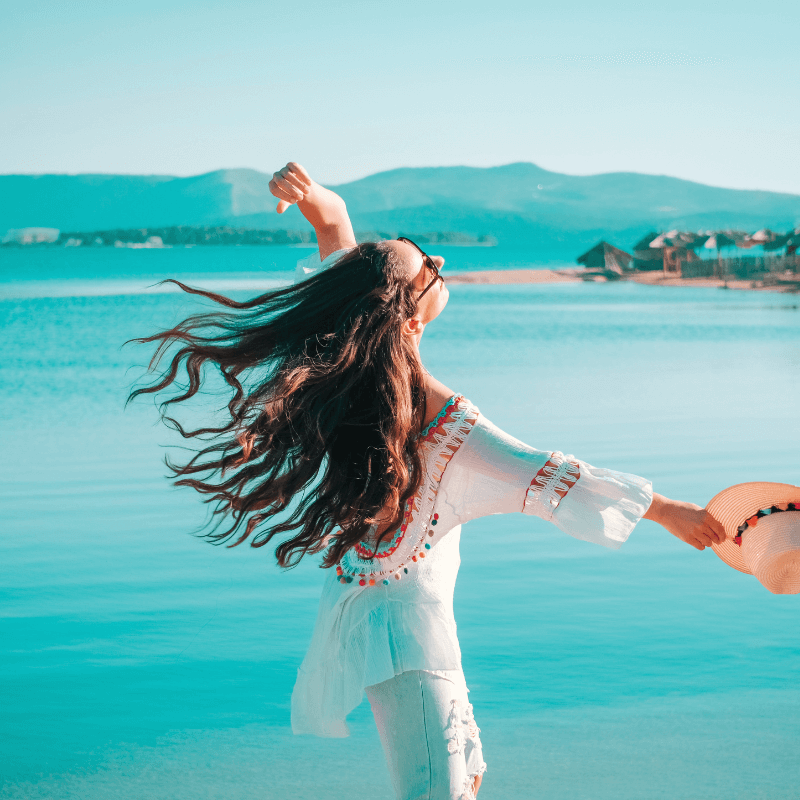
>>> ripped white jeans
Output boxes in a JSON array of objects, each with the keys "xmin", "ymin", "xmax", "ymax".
[{"xmin": 366, "ymin": 669, "xmax": 487, "ymax": 800}]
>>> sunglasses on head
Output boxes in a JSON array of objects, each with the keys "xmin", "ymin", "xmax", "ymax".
[{"xmin": 397, "ymin": 237, "xmax": 444, "ymax": 302}]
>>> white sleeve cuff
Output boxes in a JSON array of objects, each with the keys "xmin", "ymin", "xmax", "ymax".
[
  {"xmin": 550, "ymin": 460, "xmax": 653, "ymax": 549},
  {"xmin": 294, "ymin": 247, "xmax": 354, "ymax": 284}
]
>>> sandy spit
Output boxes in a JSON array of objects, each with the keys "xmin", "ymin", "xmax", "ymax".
[{"xmin": 446, "ymin": 269, "xmax": 800, "ymax": 293}]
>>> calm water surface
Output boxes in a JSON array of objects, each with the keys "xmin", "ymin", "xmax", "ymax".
[{"xmin": 1, "ymin": 247, "xmax": 799, "ymax": 799}]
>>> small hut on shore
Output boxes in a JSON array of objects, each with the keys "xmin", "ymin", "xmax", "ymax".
[
  {"xmin": 632, "ymin": 230, "xmax": 704, "ymax": 274},
  {"xmin": 576, "ymin": 241, "xmax": 633, "ymax": 274},
  {"xmin": 763, "ymin": 229, "xmax": 800, "ymax": 256},
  {"xmin": 632, "ymin": 231, "xmax": 663, "ymax": 270}
]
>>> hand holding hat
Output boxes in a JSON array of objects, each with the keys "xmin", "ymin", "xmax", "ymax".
[{"xmin": 707, "ymin": 482, "xmax": 800, "ymax": 594}]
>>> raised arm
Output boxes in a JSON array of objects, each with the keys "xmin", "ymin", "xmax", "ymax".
[{"xmin": 269, "ymin": 162, "xmax": 357, "ymax": 260}]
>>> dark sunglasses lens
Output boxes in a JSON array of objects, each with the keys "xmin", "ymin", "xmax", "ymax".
[{"xmin": 399, "ymin": 238, "xmax": 442, "ymax": 298}]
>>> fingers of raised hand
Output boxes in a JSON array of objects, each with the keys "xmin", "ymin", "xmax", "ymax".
[
  {"xmin": 284, "ymin": 161, "xmax": 312, "ymax": 186},
  {"xmin": 269, "ymin": 163, "xmax": 312, "ymax": 213},
  {"xmin": 277, "ymin": 170, "xmax": 308, "ymax": 197},
  {"xmin": 270, "ymin": 175, "xmax": 305, "ymax": 202},
  {"xmin": 268, "ymin": 181, "xmax": 296, "ymax": 214},
  {"xmin": 275, "ymin": 163, "xmax": 311, "ymax": 195},
  {"xmin": 268, "ymin": 177, "xmax": 289, "ymax": 199}
]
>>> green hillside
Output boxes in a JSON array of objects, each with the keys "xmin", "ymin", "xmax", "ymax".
[{"xmin": 3, "ymin": 164, "xmax": 799, "ymax": 256}]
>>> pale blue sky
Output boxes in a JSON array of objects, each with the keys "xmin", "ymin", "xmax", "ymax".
[{"xmin": 2, "ymin": 0, "xmax": 798, "ymax": 192}]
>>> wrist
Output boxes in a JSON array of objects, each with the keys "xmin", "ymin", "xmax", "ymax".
[
  {"xmin": 296, "ymin": 179, "xmax": 322, "ymax": 205},
  {"xmin": 644, "ymin": 492, "xmax": 671, "ymax": 525},
  {"xmin": 297, "ymin": 184, "xmax": 348, "ymax": 230},
  {"xmin": 297, "ymin": 185, "xmax": 356, "ymax": 261}
]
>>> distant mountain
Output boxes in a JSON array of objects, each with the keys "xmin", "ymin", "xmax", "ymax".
[
  {"xmin": 0, "ymin": 170, "xmax": 271, "ymax": 232},
  {"xmin": 2, "ymin": 164, "xmax": 799, "ymax": 258}
]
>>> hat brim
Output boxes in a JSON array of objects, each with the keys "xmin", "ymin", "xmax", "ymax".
[{"xmin": 707, "ymin": 482, "xmax": 800, "ymax": 573}]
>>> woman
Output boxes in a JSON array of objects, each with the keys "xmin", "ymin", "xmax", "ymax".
[{"xmin": 132, "ymin": 162, "xmax": 726, "ymax": 800}]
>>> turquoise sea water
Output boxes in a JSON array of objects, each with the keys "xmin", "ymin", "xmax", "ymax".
[{"xmin": 1, "ymin": 246, "xmax": 799, "ymax": 799}]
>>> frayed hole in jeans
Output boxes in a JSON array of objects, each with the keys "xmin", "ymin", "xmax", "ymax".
[
  {"xmin": 444, "ymin": 699, "xmax": 467, "ymax": 755},
  {"xmin": 460, "ymin": 764, "xmax": 487, "ymax": 800},
  {"xmin": 463, "ymin": 702, "xmax": 481, "ymax": 742}
]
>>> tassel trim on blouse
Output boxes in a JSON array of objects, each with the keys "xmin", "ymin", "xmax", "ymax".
[
  {"xmin": 523, "ymin": 451, "xmax": 581, "ymax": 521},
  {"xmin": 337, "ymin": 396, "xmax": 480, "ymax": 587}
]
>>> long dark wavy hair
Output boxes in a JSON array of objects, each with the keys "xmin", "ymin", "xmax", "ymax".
[{"xmin": 129, "ymin": 243, "xmax": 428, "ymax": 568}]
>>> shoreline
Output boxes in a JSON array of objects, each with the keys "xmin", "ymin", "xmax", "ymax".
[{"xmin": 447, "ymin": 268, "xmax": 800, "ymax": 294}]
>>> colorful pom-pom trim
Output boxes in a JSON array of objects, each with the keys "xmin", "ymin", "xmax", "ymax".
[{"xmin": 734, "ymin": 502, "xmax": 797, "ymax": 546}]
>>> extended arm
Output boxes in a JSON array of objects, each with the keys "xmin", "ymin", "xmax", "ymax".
[
  {"xmin": 269, "ymin": 162, "xmax": 357, "ymax": 260},
  {"xmin": 448, "ymin": 413, "xmax": 725, "ymax": 553}
]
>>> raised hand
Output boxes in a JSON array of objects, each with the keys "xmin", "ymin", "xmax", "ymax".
[
  {"xmin": 269, "ymin": 162, "xmax": 313, "ymax": 214},
  {"xmin": 268, "ymin": 160, "xmax": 357, "ymax": 259}
]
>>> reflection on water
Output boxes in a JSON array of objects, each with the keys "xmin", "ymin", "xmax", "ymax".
[{"xmin": 1, "ymin": 249, "xmax": 799, "ymax": 799}]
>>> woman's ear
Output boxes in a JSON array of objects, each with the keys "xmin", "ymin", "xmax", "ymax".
[{"xmin": 401, "ymin": 316, "xmax": 425, "ymax": 338}]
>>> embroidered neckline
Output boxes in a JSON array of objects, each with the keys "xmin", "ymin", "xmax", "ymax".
[
  {"xmin": 351, "ymin": 394, "xmax": 464, "ymax": 563},
  {"xmin": 337, "ymin": 395, "xmax": 479, "ymax": 587},
  {"xmin": 353, "ymin": 505, "xmax": 412, "ymax": 560},
  {"xmin": 420, "ymin": 394, "xmax": 460, "ymax": 440}
]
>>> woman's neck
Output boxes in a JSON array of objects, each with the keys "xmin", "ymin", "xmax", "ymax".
[{"xmin": 422, "ymin": 373, "xmax": 456, "ymax": 430}]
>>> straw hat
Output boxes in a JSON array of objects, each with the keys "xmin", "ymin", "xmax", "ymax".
[{"xmin": 707, "ymin": 482, "xmax": 800, "ymax": 594}]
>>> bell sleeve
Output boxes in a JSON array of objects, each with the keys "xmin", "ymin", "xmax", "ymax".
[{"xmin": 444, "ymin": 414, "xmax": 652, "ymax": 549}]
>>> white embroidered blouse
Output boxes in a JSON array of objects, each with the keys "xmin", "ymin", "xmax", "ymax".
[
  {"xmin": 290, "ymin": 252, "xmax": 654, "ymax": 738},
  {"xmin": 291, "ymin": 395, "xmax": 653, "ymax": 737}
]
